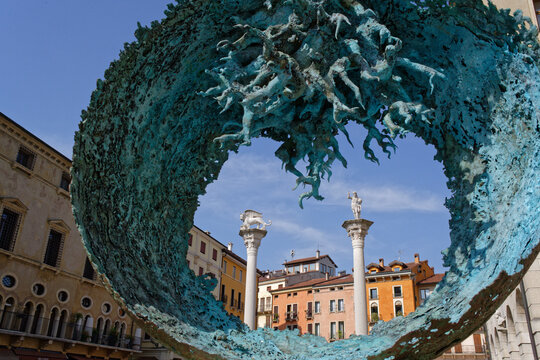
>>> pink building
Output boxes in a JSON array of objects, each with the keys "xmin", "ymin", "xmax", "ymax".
[{"xmin": 312, "ymin": 274, "xmax": 354, "ymax": 341}]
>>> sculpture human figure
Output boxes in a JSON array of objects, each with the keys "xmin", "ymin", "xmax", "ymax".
[{"xmin": 348, "ymin": 192, "xmax": 362, "ymax": 219}]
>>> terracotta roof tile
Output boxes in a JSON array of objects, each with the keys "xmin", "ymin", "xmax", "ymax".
[
  {"xmin": 418, "ymin": 273, "xmax": 445, "ymax": 285},
  {"xmin": 283, "ymin": 254, "xmax": 338, "ymax": 267}
]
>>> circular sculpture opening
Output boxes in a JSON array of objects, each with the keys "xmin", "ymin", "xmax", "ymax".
[{"xmin": 71, "ymin": 0, "xmax": 540, "ymax": 359}]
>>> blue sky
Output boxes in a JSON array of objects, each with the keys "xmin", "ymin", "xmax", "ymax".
[{"xmin": 0, "ymin": 1, "xmax": 452, "ymax": 274}]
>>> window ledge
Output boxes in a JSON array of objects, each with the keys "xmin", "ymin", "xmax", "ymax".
[
  {"xmin": 56, "ymin": 187, "xmax": 70, "ymax": 198},
  {"xmin": 11, "ymin": 161, "xmax": 33, "ymax": 177}
]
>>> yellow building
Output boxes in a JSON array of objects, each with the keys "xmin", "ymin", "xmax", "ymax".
[
  {"xmin": 220, "ymin": 243, "xmax": 248, "ymax": 321},
  {"xmin": 0, "ymin": 112, "xmax": 142, "ymax": 359}
]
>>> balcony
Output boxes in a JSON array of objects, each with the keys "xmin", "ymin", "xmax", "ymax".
[
  {"xmin": 230, "ymin": 300, "xmax": 244, "ymax": 311},
  {"xmin": 285, "ymin": 312, "xmax": 298, "ymax": 322},
  {"xmin": 0, "ymin": 311, "xmax": 140, "ymax": 351},
  {"xmin": 305, "ymin": 310, "xmax": 313, "ymax": 320},
  {"xmin": 258, "ymin": 305, "xmax": 273, "ymax": 314}
]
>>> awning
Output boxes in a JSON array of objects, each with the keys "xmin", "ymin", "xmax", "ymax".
[{"xmin": 13, "ymin": 348, "xmax": 67, "ymax": 360}]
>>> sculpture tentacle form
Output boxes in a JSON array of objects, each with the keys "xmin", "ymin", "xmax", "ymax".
[{"xmin": 71, "ymin": 0, "xmax": 539, "ymax": 359}]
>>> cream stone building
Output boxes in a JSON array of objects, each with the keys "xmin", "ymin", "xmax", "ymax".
[
  {"xmin": 185, "ymin": 226, "xmax": 225, "ymax": 300},
  {"xmin": 0, "ymin": 112, "xmax": 143, "ymax": 359},
  {"xmin": 488, "ymin": 0, "xmax": 539, "ymax": 28},
  {"xmin": 484, "ymin": 253, "xmax": 540, "ymax": 360}
]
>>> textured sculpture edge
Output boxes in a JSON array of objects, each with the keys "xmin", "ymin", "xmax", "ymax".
[{"xmin": 70, "ymin": 0, "xmax": 540, "ymax": 359}]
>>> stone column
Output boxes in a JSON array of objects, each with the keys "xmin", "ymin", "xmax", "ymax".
[
  {"xmin": 240, "ymin": 228, "xmax": 267, "ymax": 330},
  {"xmin": 342, "ymin": 218, "xmax": 373, "ymax": 335}
]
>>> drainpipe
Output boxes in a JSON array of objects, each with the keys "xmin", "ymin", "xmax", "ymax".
[{"xmin": 520, "ymin": 280, "xmax": 538, "ymax": 360}]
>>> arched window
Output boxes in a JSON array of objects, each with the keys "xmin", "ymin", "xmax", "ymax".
[
  {"xmin": 47, "ymin": 308, "xmax": 59, "ymax": 337},
  {"xmin": 82, "ymin": 315, "xmax": 93, "ymax": 341},
  {"xmin": 0, "ymin": 297, "xmax": 15, "ymax": 329},
  {"xmin": 30, "ymin": 304, "xmax": 44, "ymax": 334},
  {"xmin": 96, "ymin": 317, "xmax": 104, "ymax": 343},
  {"xmin": 19, "ymin": 301, "xmax": 33, "ymax": 332},
  {"xmin": 394, "ymin": 301, "xmax": 403, "ymax": 317},
  {"xmin": 370, "ymin": 303, "xmax": 379, "ymax": 322},
  {"xmin": 56, "ymin": 310, "xmax": 68, "ymax": 338}
]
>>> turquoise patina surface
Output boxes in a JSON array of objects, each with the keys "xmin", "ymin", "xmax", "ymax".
[{"xmin": 71, "ymin": 0, "xmax": 540, "ymax": 359}]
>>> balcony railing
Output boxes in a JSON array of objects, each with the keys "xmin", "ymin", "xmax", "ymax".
[
  {"xmin": 0, "ymin": 311, "xmax": 140, "ymax": 350},
  {"xmin": 230, "ymin": 300, "xmax": 244, "ymax": 311},
  {"xmin": 258, "ymin": 305, "xmax": 273, "ymax": 313},
  {"xmin": 285, "ymin": 312, "xmax": 298, "ymax": 321}
]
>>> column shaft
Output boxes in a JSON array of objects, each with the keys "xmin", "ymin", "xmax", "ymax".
[
  {"xmin": 353, "ymin": 244, "xmax": 368, "ymax": 335},
  {"xmin": 245, "ymin": 249, "xmax": 258, "ymax": 330}
]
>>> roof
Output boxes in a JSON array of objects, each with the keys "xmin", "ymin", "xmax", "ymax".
[
  {"xmin": 366, "ymin": 260, "xmax": 424, "ymax": 273},
  {"xmin": 418, "ymin": 273, "xmax": 445, "ymax": 285},
  {"xmin": 283, "ymin": 254, "xmax": 338, "ymax": 268},
  {"xmin": 192, "ymin": 224, "xmax": 228, "ymax": 250},
  {"xmin": 271, "ymin": 277, "xmax": 329, "ymax": 292},
  {"xmin": 313, "ymin": 274, "xmax": 353, "ymax": 287},
  {"xmin": 0, "ymin": 111, "xmax": 72, "ymax": 163}
]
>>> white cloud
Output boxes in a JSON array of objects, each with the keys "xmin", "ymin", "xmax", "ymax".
[{"xmin": 319, "ymin": 180, "xmax": 445, "ymax": 213}]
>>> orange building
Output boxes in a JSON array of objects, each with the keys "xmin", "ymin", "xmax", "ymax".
[{"xmin": 366, "ymin": 253, "xmax": 434, "ymax": 325}]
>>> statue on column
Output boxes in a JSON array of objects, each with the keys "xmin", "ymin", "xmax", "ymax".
[
  {"xmin": 348, "ymin": 192, "xmax": 362, "ymax": 219},
  {"xmin": 240, "ymin": 210, "xmax": 271, "ymax": 230}
]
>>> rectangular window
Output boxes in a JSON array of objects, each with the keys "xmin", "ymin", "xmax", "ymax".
[
  {"xmin": 59, "ymin": 172, "xmax": 71, "ymax": 191},
  {"xmin": 188, "ymin": 234, "xmax": 193, "ymax": 246},
  {"xmin": 314, "ymin": 323, "xmax": 320, "ymax": 336},
  {"xmin": 198, "ymin": 267, "xmax": 204, "ymax": 276},
  {"xmin": 83, "ymin": 257, "xmax": 96, "ymax": 280},
  {"xmin": 259, "ymin": 297, "xmax": 265, "ymax": 312},
  {"xmin": 223, "ymin": 260, "xmax": 227, "ymax": 273},
  {"xmin": 43, "ymin": 229, "xmax": 63, "ymax": 267},
  {"xmin": 338, "ymin": 321, "xmax": 344, "ymax": 339},
  {"xmin": 329, "ymin": 300, "xmax": 336, "ymax": 312},
  {"xmin": 338, "ymin": 299, "xmax": 344, "ymax": 312},
  {"xmin": 238, "ymin": 292, "xmax": 242, "ymax": 310},
  {"xmin": 369, "ymin": 288, "xmax": 378, "ymax": 300},
  {"xmin": 231, "ymin": 289, "xmax": 235, "ymax": 307},
  {"xmin": 420, "ymin": 289, "xmax": 430, "ymax": 300},
  {"xmin": 330, "ymin": 322, "xmax": 336, "ymax": 339},
  {"xmin": 221, "ymin": 285, "xmax": 226, "ymax": 302},
  {"xmin": 314, "ymin": 301, "xmax": 320, "ymax": 314},
  {"xmin": 0, "ymin": 208, "xmax": 20, "ymax": 251},
  {"xmin": 212, "ymin": 248, "xmax": 218, "ymax": 261},
  {"xmin": 200, "ymin": 241, "xmax": 206, "ymax": 254},
  {"xmin": 232, "ymin": 266, "xmax": 236, "ymax": 279},
  {"xmin": 267, "ymin": 286, "xmax": 272, "ymax": 292},
  {"xmin": 307, "ymin": 323, "xmax": 313, "ymax": 334},
  {"xmin": 393, "ymin": 286, "xmax": 402, "ymax": 298},
  {"xmin": 239, "ymin": 270, "xmax": 243, "ymax": 282},
  {"xmin": 278, "ymin": 284, "xmax": 283, "ymax": 289},
  {"xmin": 16, "ymin": 146, "xmax": 35, "ymax": 170}
]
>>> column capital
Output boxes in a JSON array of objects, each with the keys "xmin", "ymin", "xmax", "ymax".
[
  {"xmin": 239, "ymin": 228, "xmax": 267, "ymax": 254},
  {"xmin": 342, "ymin": 218, "xmax": 373, "ymax": 249}
]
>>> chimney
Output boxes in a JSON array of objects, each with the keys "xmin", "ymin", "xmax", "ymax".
[
  {"xmin": 379, "ymin": 258, "xmax": 384, "ymax": 267},
  {"xmin": 316, "ymin": 250, "xmax": 320, "ymax": 258},
  {"xmin": 414, "ymin": 253, "xmax": 420, "ymax": 264},
  {"xmin": 228, "ymin": 242, "xmax": 233, "ymax": 251},
  {"xmin": 325, "ymin": 272, "xmax": 329, "ymax": 280}
]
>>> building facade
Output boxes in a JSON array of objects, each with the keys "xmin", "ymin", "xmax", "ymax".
[
  {"xmin": 484, "ymin": 253, "xmax": 539, "ymax": 360},
  {"xmin": 0, "ymin": 112, "xmax": 141, "ymax": 360},
  {"xmin": 366, "ymin": 254, "xmax": 434, "ymax": 324},
  {"xmin": 312, "ymin": 275, "xmax": 354, "ymax": 341},
  {"xmin": 256, "ymin": 252, "xmax": 336, "ymax": 329},
  {"xmin": 186, "ymin": 226, "xmax": 224, "ymax": 300},
  {"xmin": 220, "ymin": 243, "xmax": 248, "ymax": 322}
]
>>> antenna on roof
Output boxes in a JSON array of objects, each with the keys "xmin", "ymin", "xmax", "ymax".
[
  {"xmin": 290, "ymin": 249, "xmax": 295, "ymax": 260},
  {"xmin": 398, "ymin": 249, "xmax": 403, "ymax": 261}
]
